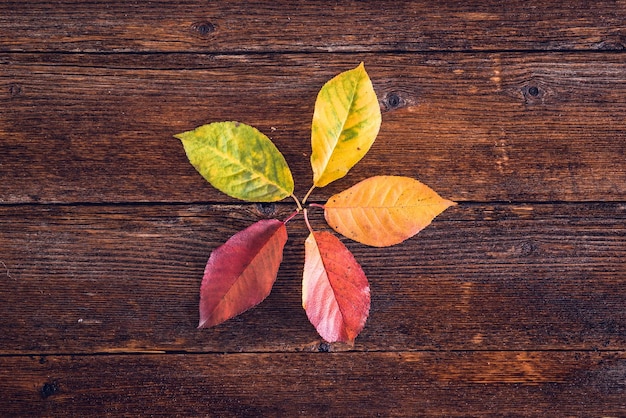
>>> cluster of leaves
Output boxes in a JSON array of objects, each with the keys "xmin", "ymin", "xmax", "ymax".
[{"xmin": 175, "ymin": 63, "xmax": 455, "ymax": 344}]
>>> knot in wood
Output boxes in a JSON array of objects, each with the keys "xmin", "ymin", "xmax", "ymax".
[
  {"xmin": 383, "ymin": 91, "xmax": 414, "ymax": 112},
  {"xmin": 387, "ymin": 92, "xmax": 401, "ymax": 108},
  {"xmin": 40, "ymin": 381, "xmax": 60, "ymax": 399},
  {"xmin": 255, "ymin": 202, "xmax": 276, "ymax": 217},
  {"xmin": 8, "ymin": 83, "xmax": 22, "ymax": 98},
  {"xmin": 318, "ymin": 342, "xmax": 331, "ymax": 352},
  {"xmin": 191, "ymin": 21, "xmax": 215, "ymax": 37},
  {"xmin": 527, "ymin": 86, "xmax": 540, "ymax": 97},
  {"xmin": 522, "ymin": 83, "xmax": 547, "ymax": 104}
]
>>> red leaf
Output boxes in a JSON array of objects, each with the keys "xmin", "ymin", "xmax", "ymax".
[
  {"xmin": 302, "ymin": 231, "xmax": 370, "ymax": 343},
  {"xmin": 198, "ymin": 219, "xmax": 287, "ymax": 328}
]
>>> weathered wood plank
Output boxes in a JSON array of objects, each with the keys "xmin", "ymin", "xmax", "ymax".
[
  {"xmin": 1, "ymin": 203, "xmax": 624, "ymax": 354},
  {"xmin": 2, "ymin": 2, "xmax": 624, "ymax": 416},
  {"xmin": 1, "ymin": 53, "xmax": 625, "ymax": 204},
  {"xmin": 1, "ymin": 1, "xmax": 625, "ymax": 53},
  {"xmin": 1, "ymin": 351, "xmax": 624, "ymax": 416}
]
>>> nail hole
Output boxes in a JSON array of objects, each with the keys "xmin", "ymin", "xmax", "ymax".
[{"xmin": 527, "ymin": 86, "xmax": 539, "ymax": 97}]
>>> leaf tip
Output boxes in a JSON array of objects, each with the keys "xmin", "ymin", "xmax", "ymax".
[
  {"xmin": 197, "ymin": 315, "xmax": 213, "ymax": 329},
  {"xmin": 446, "ymin": 199, "xmax": 458, "ymax": 208}
]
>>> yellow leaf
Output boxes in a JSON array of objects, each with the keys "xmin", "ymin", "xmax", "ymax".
[
  {"xmin": 310, "ymin": 63, "xmax": 382, "ymax": 188},
  {"xmin": 324, "ymin": 176, "xmax": 456, "ymax": 247}
]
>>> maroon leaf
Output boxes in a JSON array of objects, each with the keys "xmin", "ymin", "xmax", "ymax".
[{"xmin": 198, "ymin": 219, "xmax": 288, "ymax": 328}]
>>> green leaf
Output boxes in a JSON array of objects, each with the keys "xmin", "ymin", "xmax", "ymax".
[
  {"xmin": 175, "ymin": 121, "xmax": 294, "ymax": 202},
  {"xmin": 310, "ymin": 63, "xmax": 382, "ymax": 188}
]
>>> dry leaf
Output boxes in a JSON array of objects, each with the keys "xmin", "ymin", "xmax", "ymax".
[
  {"xmin": 324, "ymin": 176, "xmax": 456, "ymax": 247},
  {"xmin": 310, "ymin": 63, "xmax": 381, "ymax": 188},
  {"xmin": 198, "ymin": 219, "xmax": 288, "ymax": 328},
  {"xmin": 302, "ymin": 231, "xmax": 370, "ymax": 343},
  {"xmin": 176, "ymin": 121, "xmax": 294, "ymax": 202}
]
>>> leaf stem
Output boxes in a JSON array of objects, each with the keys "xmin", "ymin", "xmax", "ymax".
[
  {"xmin": 290, "ymin": 194, "xmax": 303, "ymax": 212},
  {"xmin": 308, "ymin": 203, "xmax": 326, "ymax": 209},
  {"xmin": 303, "ymin": 209, "xmax": 314, "ymax": 234},
  {"xmin": 301, "ymin": 185, "xmax": 316, "ymax": 205},
  {"xmin": 283, "ymin": 210, "xmax": 300, "ymax": 224}
]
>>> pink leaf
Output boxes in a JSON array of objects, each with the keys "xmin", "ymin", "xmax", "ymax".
[
  {"xmin": 302, "ymin": 231, "xmax": 370, "ymax": 343},
  {"xmin": 198, "ymin": 219, "xmax": 287, "ymax": 328}
]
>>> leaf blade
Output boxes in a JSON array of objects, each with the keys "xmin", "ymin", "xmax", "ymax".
[
  {"xmin": 324, "ymin": 176, "xmax": 456, "ymax": 247},
  {"xmin": 311, "ymin": 63, "xmax": 382, "ymax": 188},
  {"xmin": 176, "ymin": 121, "xmax": 294, "ymax": 202},
  {"xmin": 198, "ymin": 219, "xmax": 288, "ymax": 328},
  {"xmin": 302, "ymin": 231, "xmax": 370, "ymax": 343}
]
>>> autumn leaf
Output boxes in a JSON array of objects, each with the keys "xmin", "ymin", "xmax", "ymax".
[
  {"xmin": 176, "ymin": 63, "xmax": 459, "ymax": 342},
  {"xmin": 198, "ymin": 219, "xmax": 288, "ymax": 328},
  {"xmin": 310, "ymin": 63, "xmax": 382, "ymax": 188},
  {"xmin": 324, "ymin": 176, "xmax": 456, "ymax": 247},
  {"xmin": 175, "ymin": 121, "xmax": 294, "ymax": 202},
  {"xmin": 302, "ymin": 231, "xmax": 370, "ymax": 343}
]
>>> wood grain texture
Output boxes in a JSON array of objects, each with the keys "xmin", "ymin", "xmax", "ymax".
[
  {"xmin": 2, "ymin": 1, "xmax": 626, "ymax": 415},
  {"xmin": 1, "ymin": 53, "xmax": 625, "ymax": 204},
  {"xmin": 1, "ymin": 1, "xmax": 625, "ymax": 53},
  {"xmin": 1, "ymin": 203, "xmax": 624, "ymax": 354},
  {"xmin": 1, "ymin": 352, "xmax": 624, "ymax": 416}
]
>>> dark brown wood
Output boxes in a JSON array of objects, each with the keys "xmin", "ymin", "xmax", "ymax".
[
  {"xmin": 1, "ymin": 53, "xmax": 626, "ymax": 204},
  {"xmin": 1, "ymin": 203, "xmax": 624, "ymax": 354},
  {"xmin": 1, "ymin": 1, "xmax": 625, "ymax": 53},
  {"xmin": 2, "ymin": 1, "xmax": 625, "ymax": 416},
  {"xmin": 1, "ymin": 352, "xmax": 625, "ymax": 416}
]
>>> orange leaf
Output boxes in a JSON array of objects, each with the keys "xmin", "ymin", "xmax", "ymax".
[
  {"xmin": 198, "ymin": 219, "xmax": 287, "ymax": 328},
  {"xmin": 324, "ymin": 176, "xmax": 456, "ymax": 247},
  {"xmin": 302, "ymin": 231, "xmax": 370, "ymax": 343}
]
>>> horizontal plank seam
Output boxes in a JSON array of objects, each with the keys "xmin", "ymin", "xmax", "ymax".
[
  {"xmin": 1, "ymin": 349, "xmax": 624, "ymax": 358},
  {"xmin": 3, "ymin": 49, "xmax": 626, "ymax": 57},
  {"xmin": 1, "ymin": 200, "xmax": 625, "ymax": 209}
]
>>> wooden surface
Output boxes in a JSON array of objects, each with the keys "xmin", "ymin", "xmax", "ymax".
[{"xmin": 1, "ymin": 1, "xmax": 625, "ymax": 416}]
